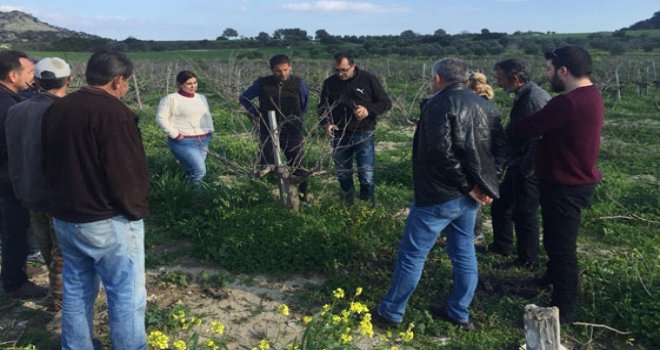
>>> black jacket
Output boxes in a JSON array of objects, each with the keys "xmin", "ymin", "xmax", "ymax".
[
  {"xmin": 506, "ymin": 82, "xmax": 551, "ymax": 177},
  {"xmin": 318, "ymin": 67, "xmax": 392, "ymax": 131},
  {"xmin": 0, "ymin": 83, "xmax": 25, "ymax": 195},
  {"xmin": 6, "ymin": 92, "xmax": 58, "ymax": 212},
  {"xmin": 413, "ymin": 83, "xmax": 501, "ymax": 206},
  {"xmin": 42, "ymin": 87, "xmax": 149, "ymax": 223}
]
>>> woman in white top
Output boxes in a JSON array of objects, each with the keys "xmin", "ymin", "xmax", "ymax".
[{"xmin": 156, "ymin": 71, "xmax": 214, "ymax": 184}]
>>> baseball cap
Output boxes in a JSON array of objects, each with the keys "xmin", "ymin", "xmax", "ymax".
[{"xmin": 34, "ymin": 57, "xmax": 71, "ymax": 80}]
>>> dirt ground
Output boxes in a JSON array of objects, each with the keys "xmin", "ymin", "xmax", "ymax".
[{"xmin": 0, "ymin": 257, "xmax": 329, "ymax": 349}]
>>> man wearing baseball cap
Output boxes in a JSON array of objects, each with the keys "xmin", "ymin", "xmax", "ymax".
[{"xmin": 5, "ymin": 57, "xmax": 72, "ymax": 310}]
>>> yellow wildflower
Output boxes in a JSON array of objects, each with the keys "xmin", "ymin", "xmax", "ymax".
[
  {"xmin": 173, "ymin": 340, "xmax": 187, "ymax": 350},
  {"xmin": 355, "ymin": 287, "xmax": 363, "ymax": 297},
  {"xmin": 400, "ymin": 322, "xmax": 414, "ymax": 343},
  {"xmin": 147, "ymin": 331, "xmax": 169, "ymax": 350},
  {"xmin": 211, "ymin": 321, "xmax": 225, "ymax": 335},
  {"xmin": 331, "ymin": 315, "xmax": 342, "ymax": 324},
  {"xmin": 172, "ymin": 309, "xmax": 186, "ymax": 321},
  {"xmin": 302, "ymin": 316, "xmax": 313, "ymax": 324},
  {"xmin": 257, "ymin": 339, "xmax": 270, "ymax": 350},
  {"xmin": 340, "ymin": 333, "xmax": 353, "ymax": 344},
  {"xmin": 278, "ymin": 304, "xmax": 290, "ymax": 316},
  {"xmin": 207, "ymin": 339, "xmax": 220, "ymax": 350},
  {"xmin": 391, "ymin": 347, "xmax": 400, "ymax": 350},
  {"xmin": 332, "ymin": 288, "xmax": 345, "ymax": 299},
  {"xmin": 359, "ymin": 313, "xmax": 374, "ymax": 337},
  {"xmin": 349, "ymin": 302, "xmax": 369, "ymax": 314}
]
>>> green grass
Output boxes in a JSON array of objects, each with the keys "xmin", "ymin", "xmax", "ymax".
[
  {"xmin": 138, "ymin": 80, "xmax": 660, "ymax": 348},
  {"xmin": 3, "ymin": 55, "xmax": 659, "ymax": 349}
]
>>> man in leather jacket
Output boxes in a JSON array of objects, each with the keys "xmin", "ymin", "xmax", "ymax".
[{"xmin": 376, "ymin": 58, "xmax": 501, "ymax": 329}]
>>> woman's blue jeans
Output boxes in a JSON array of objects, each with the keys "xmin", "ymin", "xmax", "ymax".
[
  {"xmin": 378, "ymin": 196, "xmax": 480, "ymax": 324},
  {"xmin": 167, "ymin": 135, "xmax": 211, "ymax": 184}
]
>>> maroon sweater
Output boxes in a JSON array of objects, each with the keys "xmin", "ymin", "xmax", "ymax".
[
  {"xmin": 42, "ymin": 87, "xmax": 149, "ymax": 223},
  {"xmin": 514, "ymin": 85, "xmax": 604, "ymax": 185}
]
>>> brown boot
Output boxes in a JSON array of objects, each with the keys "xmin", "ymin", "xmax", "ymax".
[{"xmin": 9, "ymin": 281, "xmax": 48, "ymax": 299}]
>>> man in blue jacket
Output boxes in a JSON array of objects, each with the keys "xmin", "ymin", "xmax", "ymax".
[{"xmin": 239, "ymin": 54, "xmax": 309, "ymax": 199}]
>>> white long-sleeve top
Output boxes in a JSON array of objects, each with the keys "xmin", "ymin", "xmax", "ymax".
[{"xmin": 156, "ymin": 92, "xmax": 214, "ymax": 139}]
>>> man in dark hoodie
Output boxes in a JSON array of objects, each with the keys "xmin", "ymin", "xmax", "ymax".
[
  {"xmin": 318, "ymin": 53, "xmax": 392, "ymax": 204},
  {"xmin": 0, "ymin": 49, "xmax": 48, "ymax": 300}
]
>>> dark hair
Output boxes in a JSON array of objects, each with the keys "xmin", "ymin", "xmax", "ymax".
[
  {"xmin": 36, "ymin": 77, "xmax": 68, "ymax": 91},
  {"xmin": 332, "ymin": 52, "xmax": 354, "ymax": 65},
  {"xmin": 431, "ymin": 57, "xmax": 468, "ymax": 84},
  {"xmin": 176, "ymin": 70, "xmax": 197, "ymax": 85},
  {"xmin": 544, "ymin": 46, "xmax": 592, "ymax": 78},
  {"xmin": 85, "ymin": 48, "xmax": 133, "ymax": 86},
  {"xmin": 493, "ymin": 58, "xmax": 530, "ymax": 84},
  {"xmin": 0, "ymin": 50, "xmax": 29, "ymax": 80},
  {"xmin": 269, "ymin": 54, "xmax": 290, "ymax": 68}
]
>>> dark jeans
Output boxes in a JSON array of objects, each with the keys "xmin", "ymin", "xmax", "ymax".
[
  {"xmin": 332, "ymin": 129, "xmax": 375, "ymax": 201},
  {"xmin": 491, "ymin": 166, "xmax": 540, "ymax": 262},
  {"xmin": 540, "ymin": 181, "xmax": 596, "ymax": 320},
  {"xmin": 0, "ymin": 185, "xmax": 30, "ymax": 292},
  {"xmin": 259, "ymin": 127, "xmax": 307, "ymax": 194}
]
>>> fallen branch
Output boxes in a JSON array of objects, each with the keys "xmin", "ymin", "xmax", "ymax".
[
  {"xmin": 572, "ymin": 322, "xmax": 632, "ymax": 335},
  {"xmin": 597, "ymin": 214, "xmax": 659, "ymax": 224}
]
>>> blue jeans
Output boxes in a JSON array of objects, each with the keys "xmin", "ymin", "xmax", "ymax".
[
  {"xmin": 378, "ymin": 196, "xmax": 480, "ymax": 324},
  {"xmin": 167, "ymin": 135, "xmax": 211, "ymax": 184},
  {"xmin": 332, "ymin": 130, "xmax": 375, "ymax": 200},
  {"xmin": 54, "ymin": 216, "xmax": 146, "ymax": 350}
]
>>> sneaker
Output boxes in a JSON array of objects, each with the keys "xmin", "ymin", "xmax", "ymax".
[
  {"xmin": 371, "ymin": 312, "xmax": 400, "ymax": 329},
  {"xmin": 27, "ymin": 251, "xmax": 45, "ymax": 264},
  {"xmin": 9, "ymin": 281, "xmax": 48, "ymax": 299},
  {"xmin": 429, "ymin": 304, "xmax": 476, "ymax": 331}
]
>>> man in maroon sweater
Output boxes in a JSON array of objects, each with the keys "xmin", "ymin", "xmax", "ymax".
[{"xmin": 514, "ymin": 46, "xmax": 604, "ymax": 324}]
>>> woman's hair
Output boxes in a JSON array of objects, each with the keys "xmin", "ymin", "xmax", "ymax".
[
  {"xmin": 176, "ymin": 70, "xmax": 197, "ymax": 85},
  {"xmin": 467, "ymin": 72, "xmax": 494, "ymax": 100}
]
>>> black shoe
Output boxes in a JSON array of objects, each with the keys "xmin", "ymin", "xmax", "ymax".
[
  {"xmin": 429, "ymin": 304, "xmax": 476, "ymax": 331},
  {"xmin": 534, "ymin": 274, "xmax": 552, "ymax": 288},
  {"xmin": 8, "ymin": 281, "xmax": 48, "ymax": 299},
  {"xmin": 371, "ymin": 312, "xmax": 400, "ymax": 329},
  {"xmin": 486, "ymin": 244, "xmax": 511, "ymax": 257},
  {"xmin": 497, "ymin": 258, "xmax": 539, "ymax": 271}
]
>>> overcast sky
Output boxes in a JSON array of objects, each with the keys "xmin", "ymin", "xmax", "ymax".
[{"xmin": 0, "ymin": 0, "xmax": 657, "ymax": 40}]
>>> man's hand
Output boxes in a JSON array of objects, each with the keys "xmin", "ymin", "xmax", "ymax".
[
  {"xmin": 354, "ymin": 105, "xmax": 369, "ymax": 120},
  {"xmin": 326, "ymin": 124, "xmax": 338, "ymax": 137},
  {"xmin": 468, "ymin": 186, "xmax": 493, "ymax": 205}
]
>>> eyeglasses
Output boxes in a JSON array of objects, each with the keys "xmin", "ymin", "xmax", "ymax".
[{"xmin": 334, "ymin": 66, "xmax": 353, "ymax": 73}]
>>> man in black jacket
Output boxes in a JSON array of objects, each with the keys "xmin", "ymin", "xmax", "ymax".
[
  {"xmin": 376, "ymin": 58, "xmax": 500, "ymax": 329},
  {"xmin": 488, "ymin": 58, "xmax": 551, "ymax": 270},
  {"xmin": 318, "ymin": 53, "xmax": 391, "ymax": 204},
  {"xmin": 0, "ymin": 50, "xmax": 48, "ymax": 300},
  {"xmin": 239, "ymin": 55, "xmax": 309, "ymax": 197}
]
